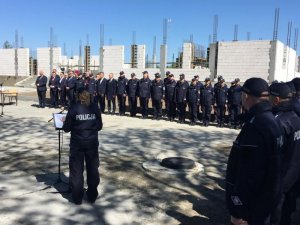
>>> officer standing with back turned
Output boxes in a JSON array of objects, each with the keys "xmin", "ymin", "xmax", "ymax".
[
  {"xmin": 63, "ymin": 88, "xmax": 103, "ymax": 205},
  {"xmin": 269, "ymin": 82, "xmax": 300, "ymax": 225},
  {"xmin": 226, "ymin": 77, "xmax": 283, "ymax": 225}
]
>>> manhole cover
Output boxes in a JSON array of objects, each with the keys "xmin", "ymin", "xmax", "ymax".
[{"xmin": 161, "ymin": 157, "xmax": 196, "ymax": 170}]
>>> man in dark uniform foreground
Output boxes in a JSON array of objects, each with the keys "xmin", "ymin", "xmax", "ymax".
[
  {"xmin": 63, "ymin": 89, "xmax": 103, "ymax": 205},
  {"xmin": 269, "ymin": 82, "xmax": 300, "ymax": 225},
  {"xmin": 226, "ymin": 77, "xmax": 283, "ymax": 225}
]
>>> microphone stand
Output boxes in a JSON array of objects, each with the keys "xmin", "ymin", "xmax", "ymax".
[
  {"xmin": 47, "ymin": 110, "xmax": 69, "ymax": 193},
  {"xmin": 0, "ymin": 82, "xmax": 4, "ymax": 117}
]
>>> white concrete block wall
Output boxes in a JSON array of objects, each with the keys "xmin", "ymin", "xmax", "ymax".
[
  {"xmin": 101, "ymin": 45, "xmax": 124, "ymax": 74},
  {"xmin": 37, "ymin": 47, "xmax": 61, "ymax": 76},
  {"xmin": 216, "ymin": 41, "xmax": 271, "ymax": 82},
  {"xmin": 182, "ymin": 43, "xmax": 192, "ymax": 69},
  {"xmin": 0, "ymin": 48, "xmax": 29, "ymax": 76},
  {"xmin": 17, "ymin": 48, "xmax": 30, "ymax": 76},
  {"xmin": 137, "ymin": 45, "xmax": 145, "ymax": 69},
  {"xmin": 272, "ymin": 41, "xmax": 298, "ymax": 82}
]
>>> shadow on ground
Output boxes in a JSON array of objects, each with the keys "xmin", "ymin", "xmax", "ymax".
[{"xmin": 0, "ymin": 114, "xmax": 299, "ymax": 225}]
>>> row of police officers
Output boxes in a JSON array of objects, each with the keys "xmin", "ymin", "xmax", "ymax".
[
  {"xmin": 36, "ymin": 69, "xmax": 243, "ymax": 127},
  {"xmin": 226, "ymin": 77, "xmax": 300, "ymax": 225}
]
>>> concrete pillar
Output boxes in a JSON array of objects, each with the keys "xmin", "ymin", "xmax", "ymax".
[
  {"xmin": 182, "ymin": 43, "xmax": 192, "ymax": 69},
  {"xmin": 160, "ymin": 45, "xmax": 167, "ymax": 78}
]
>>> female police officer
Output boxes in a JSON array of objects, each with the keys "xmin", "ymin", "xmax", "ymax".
[{"xmin": 63, "ymin": 88, "xmax": 103, "ymax": 204}]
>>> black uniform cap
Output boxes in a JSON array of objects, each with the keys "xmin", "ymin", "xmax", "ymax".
[
  {"xmin": 179, "ymin": 74, "xmax": 185, "ymax": 78},
  {"xmin": 166, "ymin": 71, "xmax": 171, "ymax": 76},
  {"xmin": 217, "ymin": 75, "xmax": 223, "ymax": 81},
  {"xmin": 286, "ymin": 81, "xmax": 296, "ymax": 95},
  {"xmin": 131, "ymin": 73, "xmax": 136, "ymax": 77},
  {"xmin": 155, "ymin": 73, "xmax": 161, "ymax": 78},
  {"xmin": 142, "ymin": 71, "xmax": 148, "ymax": 74},
  {"xmin": 194, "ymin": 75, "xmax": 199, "ymax": 79},
  {"xmin": 119, "ymin": 71, "xmax": 125, "ymax": 75},
  {"xmin": 234, "ymin": 78, "xmax": 240, "ymax": 83},
  {"xmin": 242, "ymin": 77, "xmax": 269, "ymax": 97},
  {"xmin": 292, "ymin": 77, "xmax": 300, "ymax": 92},
  {"xmin": 269, "ymin": 82, "xmax": 293, "ymax": 99}
]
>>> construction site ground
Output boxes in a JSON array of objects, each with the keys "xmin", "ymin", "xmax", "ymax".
[{"xmin": 0, "ymin": 86, "xmax": 299, "ymax": 225}]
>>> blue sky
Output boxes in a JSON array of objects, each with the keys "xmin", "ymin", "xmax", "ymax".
[{"xmin": 0, "ymin": 0, "xmax": 299, "ymax": 62}]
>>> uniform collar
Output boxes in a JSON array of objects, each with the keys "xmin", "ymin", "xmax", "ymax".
[
  {"xmin": 243, "ymin": 101, "xmax": 272, "ymax": 122},
  {"xmin": 272, "ymin": 101, "xmax": 293, "ymax": 114}
]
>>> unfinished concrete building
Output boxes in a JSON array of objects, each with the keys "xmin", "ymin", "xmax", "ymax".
[{"xmin": 209, "ymin": 40, "xmax": 299, "ymax": 82}]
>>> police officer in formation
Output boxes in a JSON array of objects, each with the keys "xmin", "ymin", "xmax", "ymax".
[
  {"xmin": 194, "ymin": 75, "xmax": 203, "ymax": 120},
  {"xmin": 106, "ymin": 73, "xmax": 117, "ymax": 114},
  {"xmin": 66, "ymin": 70, "xmax": 76, "ymax": 106},
  {"xmin": 138, "ymin": 71, "xmax": 151, "ymax": 119},
  {"xmin": 59, "ymin": 72, "xmax": 68, "ymax": 107},
  {"xmin": 126, "ymin": 73, "xmax": 139, "ymax": 117},
  {"xmin": 268, "ymin": 82, "xmax": 300, "ymax": 225},
  {"xmin": 226, "ymin": 77, "xmax": 283, "ymax": 225},
  {"xmin": 63, "ymin": 88, "xmax": 102, "ymax": 205},
  {"xmin": 151, "ymin": 73, "xmax": 164, "ymax": 120},
  {"xmin": 85, "ymin": 72, "xmax": 96, "ymax": 103},
  {"xmin": 74, "ymin": 71, "xmax": 85, "ymax": 95},
  {"xmin": 291, "ymin": 77, "xmax": 300, "ymax": 116},
  {"xmin": 35, "ymin": 70, "xmax": 48, "ymax": 108},
  {"xmin": 48, "ymin": 69, "xmax": 60, "ymax": 108},
  {"xmin": 95, "ymin": 72, "xmax": 107, "ymax": 113},
  {"xmin": 165, "ymin": 73, "xmax": 177, "ymax": 121},
  {"xmin": 187, "ymin": 78, "xmax": 200, "ymax": 126},
  {"xmin": 174, "ymin": 74, "xmax": 189, "ymax": 124},
  {"xmin": 228, "ymin": 78, "xmax": 242, "ymax": 129},
  {"xmin": 200, "ymin": 78, "xmax": 214, "ymax": 126},
  {"xmin": 214, "ymin": 78, "xmax": 228, "ymax": 127},
  {"xmin": 116, "ymin": 71, "xmax": 128, "ymax": 116}
]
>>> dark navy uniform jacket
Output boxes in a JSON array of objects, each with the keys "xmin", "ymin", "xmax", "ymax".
[
  {"xmin": 138, "ymin": 78, "xmax": 151, "ymax": 98},
  {"xmin": 195, "ymin": 81, "xmax": 203, "ymax": 92},
  {"xmin": 126, "ymin": 78, "xmax": 139, "ymax": 98},
  {"xmin": 66, "ymin": 76, "xmax": 76, "ymax": 90},
  {"xmin": 273, "ymin": 102, "xmax": 300, "ymax": 192},
  {"xmin": 292, "ymin": 97, "xmax": 300, "ymax": 117},
  {"xmin": 200, "ymin": 84, "xmax": 214, "ymax": 106},
  {"xmin": 214, "ymin": 85, "xmax": 228, "ymax": 105},
  {"xmin": 187, "ymin": 85, "xmax": 200, "ymax": 104},
  {"xmin": 174, "ymin": 80, "xmax": 189, "ymax": 103},
  {"xmin": 96, "ymin": 78, "xmax": 107, "ymax": 95},
  {"xmin": 35, "ymin": 75, "xmax": 48, "ymax": 92},
  {"xmin": 48, "ymin": 75, "xmax": 60, "ymax": 88},
  {"xmin": 63, "ymin": 103, "xmax": 102, "ymax": 148},
  {"xmin": 117, "ymin": 77, "xmax": 128, "ymax": 95},
  {"xmin": 106, "ymin": 79, "xmax": 117, "ymax": 100},
  {"xmin": 60, "ymin": 77, "xmax": 67, "ymax": 90},
  {"xmin": 151, "ymin": 79, "xmax": 165, "ymax": 100},
  {"xmin": 228, "ymin": 85, "xmax": 242, "ymax": 106},
  {"xmin": 165, "ymin": 80, "xmax": 176, "ymax": 101},
  {"xmin": 75, "ymin": 78, "xmax": 85, "ymax": 93},
  {"xmin": 226, "ymin": 101, "xmax": 283, "ymax": 223},
  {"xmin": 86, "ymin": 77, "xmax": 96, "ymax": 95}
]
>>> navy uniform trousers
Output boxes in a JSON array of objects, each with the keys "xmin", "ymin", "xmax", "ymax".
[{"xmin": 69, "ymin": 144, "xmax": 100, "ymax": 204}]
